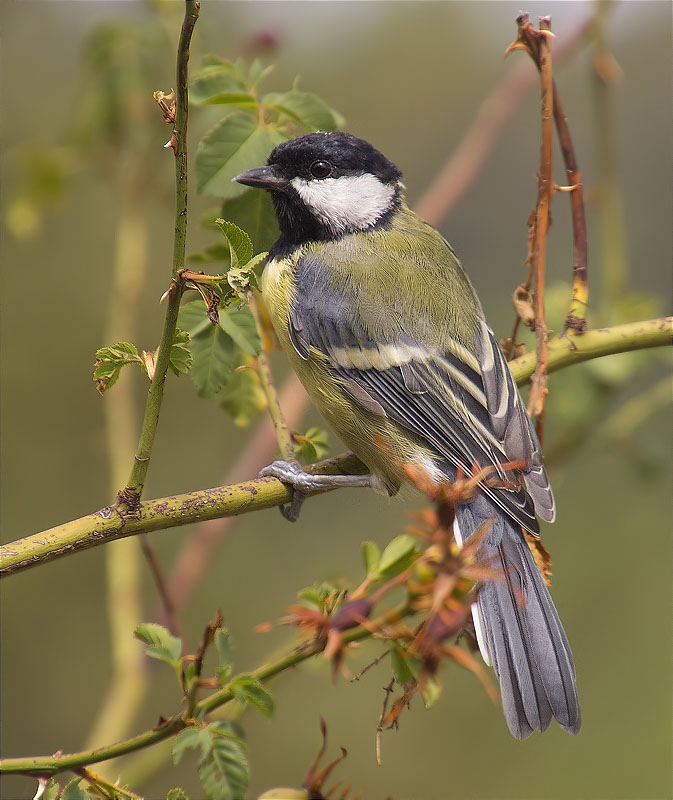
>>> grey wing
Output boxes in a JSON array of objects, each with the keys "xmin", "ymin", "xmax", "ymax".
[
  {"xmin": 289, "ymin": 254, "xmax": 552, "ymax": 534},
  {"xmin": 474, "ymin": 321, "xmax": 555, "ymax": 523}
]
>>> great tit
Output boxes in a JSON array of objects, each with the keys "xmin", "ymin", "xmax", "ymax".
[{"xmin": 234, "ymin": 131, "xmax": 580, "ymax": 739}]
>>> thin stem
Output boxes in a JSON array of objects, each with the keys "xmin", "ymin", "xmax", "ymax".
[
  {"xmin": 0, "ymin": 602, "xmax": 412, "ymax": 777},
  {"xmin": 121, "ymin": 0, "xmax": 200, "ymax": 505},
  {"xmin": 506, "ymin": 14, "xmax": 555, "ymax": 439},
  {"xmin": 250, "ymin": 297, "xmax": 297, "ymax": 462},
  {"xmin": 1, "ymin": 318, "xmax": 670, "ymax": 577}
]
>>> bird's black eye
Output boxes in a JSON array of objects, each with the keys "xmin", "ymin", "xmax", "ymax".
[{"xmin": 309, "ymin": 160, "xmax": 333, "ymax": 179}]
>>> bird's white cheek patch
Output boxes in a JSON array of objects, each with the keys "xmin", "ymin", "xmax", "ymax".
[{"xmin": 291, "ymin": 174, "xmax": 395, "ymax": 235}]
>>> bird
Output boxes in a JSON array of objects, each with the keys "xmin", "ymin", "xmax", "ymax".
[{"xmin": 234, "ymin": 131, "xmax": 580, "ymax": 739}]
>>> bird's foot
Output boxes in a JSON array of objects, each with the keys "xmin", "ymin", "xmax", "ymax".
[{"xmin": 258, "ymin": 460, "xmax": 377, "ymax": 522}]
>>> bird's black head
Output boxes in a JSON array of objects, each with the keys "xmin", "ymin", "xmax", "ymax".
[{"xmin": 234, "ymin": 132, "xmax": 402, "ymax": 248}]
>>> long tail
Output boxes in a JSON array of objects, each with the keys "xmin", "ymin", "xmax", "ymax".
[{"xmin": 455, "ymin": 495, "xmax": 581, "ymax": 739}]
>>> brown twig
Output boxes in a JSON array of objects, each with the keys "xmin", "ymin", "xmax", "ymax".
[
  {"xmin": 506, "ymin": 14, "xmax": 555, "ymax": 441},
  {"xmin": 140, "ymin": 535, "xmax": 180, "ymax": 636},
  {"xmin": 376, "ymin": 677, "xmax": 396, "ymax": 766},
  {"xmin": 504, "ymin": 14, "xmax": 592, "ymax": 349}
]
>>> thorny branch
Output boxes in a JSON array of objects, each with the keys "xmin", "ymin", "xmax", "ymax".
[{"xmin": 506, "ymin": 14, "xmax": 555, "ymax": 442}]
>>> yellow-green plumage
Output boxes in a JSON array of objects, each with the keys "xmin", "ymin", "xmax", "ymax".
[{"xmin": 262, "ymin": 202, "xmax": 481, "ymax": 493}]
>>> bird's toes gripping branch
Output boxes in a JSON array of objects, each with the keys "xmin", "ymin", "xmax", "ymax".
[{"xmin": 258, "ymin": 459, "xmax": 378, "ymax": 522}]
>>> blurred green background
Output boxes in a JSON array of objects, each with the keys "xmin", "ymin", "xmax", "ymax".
[{"xmin": 1, "ymin": 2, "xmax": 671, "ymax": 799}]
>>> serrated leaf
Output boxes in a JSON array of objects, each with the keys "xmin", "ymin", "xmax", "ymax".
[
  {"xmin": 167, "ymin": 788, "xmax": 189, "ymax": 800},
  {"xmin": 190, "ymin": 324, "xmax": 236, "ymax": 397},
  {"xmin": 199, "ymin": 735, "xmax": 249, "ymax": 800},
  {"xmin": 221, "ymin": 189, "xmax": 279, "ymax": 255},
  {"xmin": 230, "ymin": 673, "xmax": 274, "ymax": 717},
  {"xmin": 361, "ymin": 541, "xmax": 381, "ymax": 575},
  {"xmin": 168, "ymin": 328, "xmax": 192, "ymax": 376},
  {"xmin": 219, "ymin": 306, "xmax": 261, "ymax": 356},
  {"xmin": 173, "ymin": 727, "xmax": 212, "ymax": 766},
  {"xmin": 248, "ymin": 59, "xmax": 274, "ymax": 88},
  {"xmin": 376, "ymin": 534, "xmax": 418, "ymax": 579},
  {"xmin": 134, "ymin": 622, "xmax": 182, "ymax": 665},
  {"xmin": 93, "ymin": 341, "xmax": 143, "ymax": 393},
  {"xmin": 61, "ymin": 779, "xmax": 91, "ymax": 800},
  {"xmin": 191, "ymin": 60, "xmax": 250, "ymax": 105},
  {"xmin": 262, "ymin": 90, "xmax": 344, "ymax": 131},
  {"xmin": 196, "ymin": 112, "xmax": 286, "ymax": 199},
  {"xmin": 43, "ymin": 778, "xmax": 61, "ymax": 800},
  {"xmin": 209, "ymin": 719, "xmax": 247, "ymax": 745},
  {"xmin": 178, "ymin": 300, "xmax": 213, "ymax": 338},
  {"xmin": 218, "ymin": 361, "xmax": 266, "ymax": 426},
  {"xmin": 215, "ymin": 218, "xmax": 253, "ymax": 269},
  {"xmin": 214, "ymin": 628, "xmax": 232, "ymax": 669}
]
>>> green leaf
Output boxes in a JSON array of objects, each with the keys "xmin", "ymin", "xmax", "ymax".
[
  {"xmin": 196, "ymin": 112, "xmax": 286, "ymax": 199},
  {"xmin": 294, "ymin": 427, "xmax": 329, "ymax": 464},
  {"xmin": 214, "ymin": 628, "xmax": 232, "ymax": 669},
  {"xmin": 218, "ymin": 361, "xmax": 266, "ymax": 426},
  {"xmin": 168, "ymin": 328, "xmax": 193, "ymax": 376},
  {"xmin": 134, "ymin": 622, "xmax": 182, "ymax": 666},
  {"xmin": 223, "ymin": 264, "xmax": 262, "ymax": 307},
  {"xmin": 190, "ymin": 59, "xmax": 250, "ymax": 105},
  {"xmin": 190, "ymin": 324, "xmax": 236, "ymax": 398},
  {"xmin": 43, "ymin": 778, "xmax": 61, "ymax": 800},
  {"xmin": 208, "ymin": 719, "xmax": 246, "ymax": 745},
  {"xmin": 178, "ymin": 300, "xmax": 213, "ymax": 339},
  {"xmin": 61, "ymin": 779, "xmax": 91, "ymax": 800},
  {"xmin": 230, "ymin": 673, "xmax": 274, "ymax": 717},
  {"xmin": 248, "ymin": 59, "xmax": 274, "ymax": 88},
  {"xmin": 172, "ymin": 727, "xmax": 212, "ymax": 766},
  {"xmin": 167, "ymin": 789, "xmax": 189, "ymax": 800},
  {"xmin": 262, "ymin": 90, "xmax": 344, "ymax": 131},
  {"xmin": 376, "ymin": 534, "xmax": 418, "ymax": 579},
  {"xmin": 391, "ymin": 645, "xmax": 421, "ymax": 685},
  {"xmin": 420, "ymin": 675, "xmax": 442, "ymax": 709},
  {"xmin": 361, "ymin": 541, "xmax": 381, "ymax": 575},
  {"xmin": 221, "ymin": 190, "xmax": 279, "ymax": 255},
  {"xmin": 219, "ymin": 306, "xmax": 261, "ymax": 356},
  {"xmin": 297, "ymin": 587, "xmax": 324, "ymax": 611},
  {"xmin": 93, "ymin": 341, "xmax": 142, "ymax": 392},
  {"xmin": 215, "ymin": 218, "xmax": 253, "ymax": 269},
  {"xmin": 199, "ymin": 735, "xmax": 249, "ymax": 800}
]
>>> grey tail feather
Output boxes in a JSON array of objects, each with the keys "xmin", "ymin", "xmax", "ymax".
[{"xmin": 456, "ymin": 495, "xmax": 581, "ymax": 739}]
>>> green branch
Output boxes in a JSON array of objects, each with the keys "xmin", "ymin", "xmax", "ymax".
[
  {"xmin": 0, "ymin": 318, "xmax": 669, "ymax": 577},
  {"xmin": 0, "ymin": 602, "xmax": 411, "ymax": 777},
  {"xmin": 122, "ymin": 0, "xmax": 200, "ymax": 504}
]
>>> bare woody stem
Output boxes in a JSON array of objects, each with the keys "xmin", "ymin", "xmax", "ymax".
[
  {"xmin": 121, "ymin": 0, "xmax": 200, "ymax": 506},
  {"xmin": 1, "ymin": 317, "xmax": 669, "ymax": 578},
  {"xmin": 0, "ymin": 602, "xmax": 412, "ymax": 777},
  {"xmin": 506, "ymin": 14, "xmax": 554, "ymax": 440}
]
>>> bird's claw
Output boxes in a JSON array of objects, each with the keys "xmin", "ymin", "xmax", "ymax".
[{"xmin": 259, "ymin": 460, "xmax": 320, "ymax": 522}]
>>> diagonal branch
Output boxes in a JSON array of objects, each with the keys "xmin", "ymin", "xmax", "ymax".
[{"xmin": 1, "ymin": 317, "xmax": 670, "ymax": 577}]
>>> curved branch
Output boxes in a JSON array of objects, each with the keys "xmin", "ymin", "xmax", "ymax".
[
  {"xmin": 0, "ymin": 602, "xmax": 411, "ymax": 777},
  {"xmin": 1, "ymin": 318, "xmax": 670, "ymax": 577}
]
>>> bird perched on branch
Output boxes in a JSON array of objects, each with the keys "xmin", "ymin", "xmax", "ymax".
[{"xmin": 235, "ymin": 131, "xmax": 580, "ymax": 739}]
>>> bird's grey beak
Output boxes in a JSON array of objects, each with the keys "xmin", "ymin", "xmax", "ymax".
[{"xmin": 233, "ymin": 165, "xmax": 288, "ymax": 191}]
